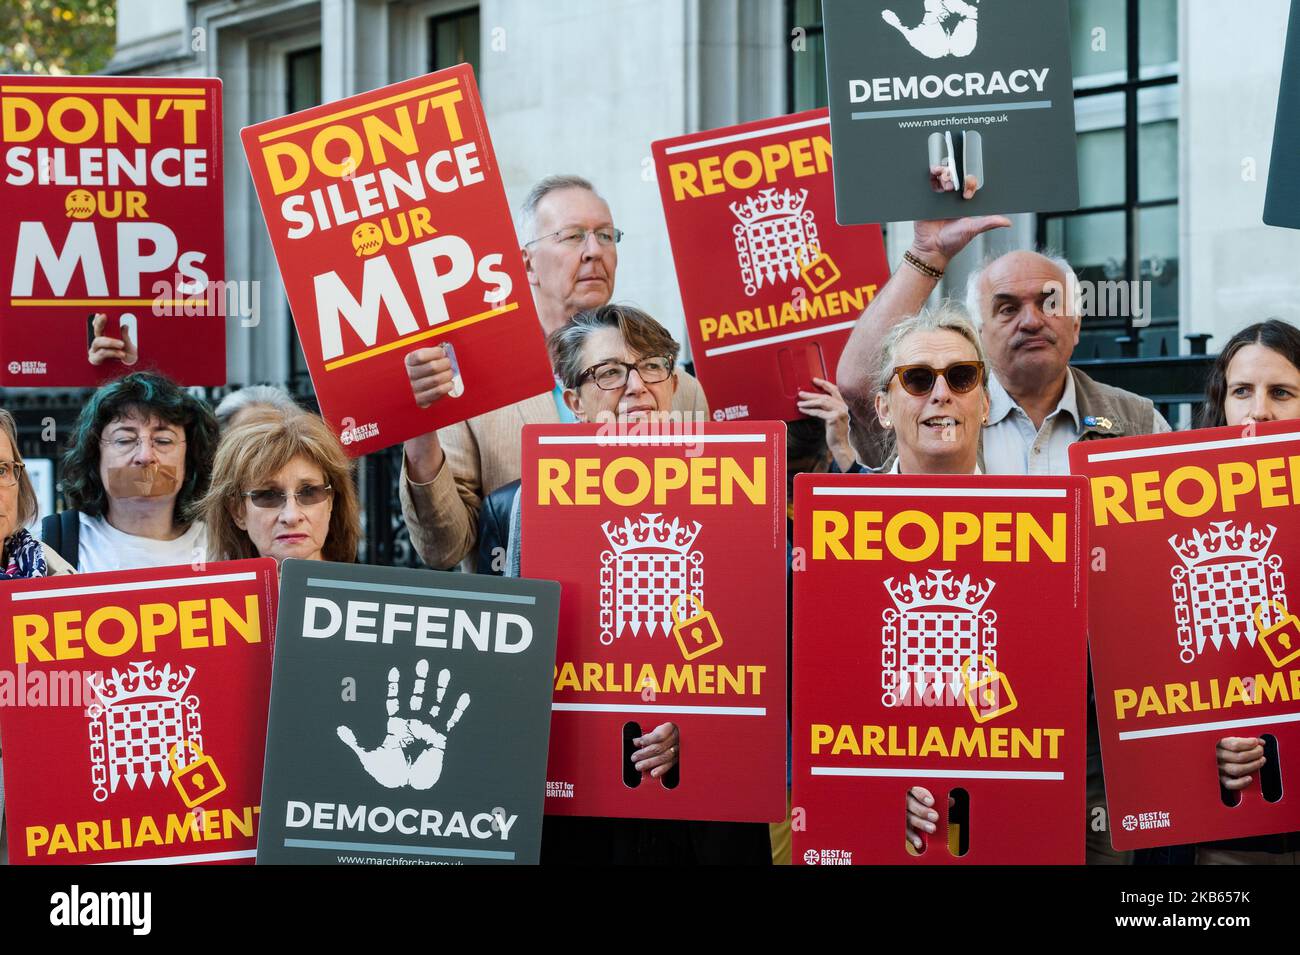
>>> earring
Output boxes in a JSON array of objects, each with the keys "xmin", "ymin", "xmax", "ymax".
[{"xmin": 881, "ymin": 419, "xmax": 892, "ymax": 428}]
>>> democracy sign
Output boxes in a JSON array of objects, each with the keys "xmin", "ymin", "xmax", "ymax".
[
  {"xmin": 651, "ymin": 109, "xmax": 889, "ymax": 422},
  {"xmin": 792, "ymin": 474, "xmax": 1088, "ymax": 865},
  {"xmin": 0, "ymin": 75, "xmax": 227, "ymax": 386},
  {"xmin": 240, "ymin": 64, "xmax": 553, "ymax": 457},
  {"xmin": 1071, "ymin": 420, "xmax": 1300, "ymax": 850},
  {"xmin": 0, "ymin": 560, "xmax": 278, "ymax": 865},
  {"xmin": 821, "ymin": 0, "xmax": 1079, "ymax": 224},
  {"xmin": 1265, "ymin": 0, "xmax": 1300, "ymax": 228},
  {"xmin": 256, "ymin": 560, "xmax": 559, "ymax": 865},
  {"xmin": 521, "ymin": 421, "xmax": 787, "ymax": 821}
]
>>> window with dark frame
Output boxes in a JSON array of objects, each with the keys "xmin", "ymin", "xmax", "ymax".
[
  {"xmin": 429, "ymin": 7, "xmax": 481, "ymax": 77},
  {"xmin": 1038, "ymin": 0, "xmax": 1179, "ymax": 361},
  {"xmin": 787, "ymin": 0, "xmax": 827, "ymax": 113},
  {"xmin": 286, "ymin": 45, "xmax": 323, "ymax": 394}
]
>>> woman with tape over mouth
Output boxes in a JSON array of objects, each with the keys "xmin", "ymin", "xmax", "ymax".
[
  {"xmin": 477, "ymin": 302, "xmax": 770, "ymax": 864},
  {"xmin": 865, "ymin": 304, "xmax": 994, "ymax": 852},
  {"xmin": 1140, "ymin": 318, "xmax": 1300, "ymax": 866},
  {"xmin": 196, "ymin": 410, "xmax": 361, "ymax": 566},
  {"xmin": 42, "ymin": 372, "xmax": 218, "ymax": 574}
]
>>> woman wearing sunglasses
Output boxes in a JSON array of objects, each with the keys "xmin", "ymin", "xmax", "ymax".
[
  {"xmin": 198, "ymin": 411, "xmax": 361, "ymax": 565},
  {"xmin": 870, "ymin": 304, "xmax": 994, "ymax": 850}
]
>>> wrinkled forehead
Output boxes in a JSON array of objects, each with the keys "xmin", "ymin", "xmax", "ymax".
[
  {"xmin": 535, "ymin": 187, "xmax": 613, "ymax": 232},
  {"xmin": 578, "ymin": 326, "xmax": 637, "ymax": 367},
  {"xmin": 979, "ymin": 252, "xmax": 1068, "ymax": 307},
  {"xmin": 893, "ymin": 328, "xmax": 980, "ymax": 367}
]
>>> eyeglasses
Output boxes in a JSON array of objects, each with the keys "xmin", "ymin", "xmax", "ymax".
[
  {"xmin": 0, "ymin": 461, "xmax": 25, "ymax": 488},
  {"xmin": 100, "ymin": 434, "xmax": 186, "ymax": 456},
  {"xmin": 243, "ymin": 484, "xmax": 334, "ymax": 509},
  {"xmin": 578, "ymin": 357, "xmax": 674, "ymax": 391},
  {"xmin": 892, "ymin": 361, "xmax": 985, "ymax": 397},
  {"xmin": 525, "ymin": 227, "xmax": 623, "ymax": 248}
]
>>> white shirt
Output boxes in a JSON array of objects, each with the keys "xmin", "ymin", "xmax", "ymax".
[
  {"xmin": 982, "ymin": 371, "xmax": 1170, "ymax": 476},
  {"xmin": 76, "ymin": 513, "xmax": 208, "ymax": 574}
]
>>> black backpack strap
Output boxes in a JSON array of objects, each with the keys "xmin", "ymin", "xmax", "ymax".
[
  {"xmin": 40, "ymin": 512, "xmax": 62, "ymax": 553},
  {"xmin": 41, "ymin": 510, "xmax": 80, "ymax": 568},
  {"xmin": 61, "ymin": 510, "xmax": 79, "ymax": 568}
]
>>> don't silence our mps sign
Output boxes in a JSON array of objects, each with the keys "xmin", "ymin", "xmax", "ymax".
[{"xmin": 241, "ymin": 64, "xmax": 553, "ymax": 457}]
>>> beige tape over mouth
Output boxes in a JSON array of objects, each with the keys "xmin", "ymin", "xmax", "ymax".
[{"xmin": 105, "ymin": 464, "xmax": 181, "ymax": 498}]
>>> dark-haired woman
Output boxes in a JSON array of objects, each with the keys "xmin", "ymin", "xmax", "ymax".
[
  {"xmin": 42, "ymin": 372, "xmax": 219, "ymax": 573},
  {"xmin": 1140, "ymin": 319, "xmax": 1300, "ymax": 865}
]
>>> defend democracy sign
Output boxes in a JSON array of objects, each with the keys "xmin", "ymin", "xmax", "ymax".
[
  {"xmin": 240, "ymin": 65, "xmax": 553, "ymax": 457},
  {"xmin": 1265, "ymin": 0, "xmax": 1300, "ymax": 228},
  {"xmin": 1071, "ymin": 420, "xmax": 1300, "ymax": 850},
  {"xmin": 821, "ymin": 0, "xmax": 1079, "ymax": 223},
  {"xmin": 0, "ymin": 75, "xmax": 227, "ymax": 386},
  {"xmin": 256, "ymin": 561, "xmax": 559, "ymax": 865},
  {"xmin": 0, "ymin": 560, "xmax": 278, "ymax": 865},
  {"xmin": 792, "ymin": 474, "xmax": 1088, "ymax": 864},
  {"xmin": 520, "ymin": 422, "xmax": 787, "ymax": 822},
  {"xmin": 651, "ymin": 109, "xmax": 890, "ymax": 423}
]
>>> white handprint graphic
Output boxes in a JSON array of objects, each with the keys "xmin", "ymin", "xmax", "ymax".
[
  {"xmin": 337, "ymin": 660, "xmax": 471, "ymax": 790},
  {"xmin": 882, "ymin": 0, "xmax": 980, "ymax": 59}
]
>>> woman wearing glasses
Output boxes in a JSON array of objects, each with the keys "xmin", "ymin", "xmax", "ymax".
[
  {"xmin": 44, "ymin": 372, "xmax": 219, "ymax": 574},
  {"xmin": 198, "ymin": 411, "xmax": 361, "ymax": 565},
  {"xmin": 0, "ymin": 410, "xmax": 74, "ymax": 579},
  {"xmin": 865, "ymin": 304, "xmax": 994, "ymax": 850},
  {"xmin": 475, "ymin": 302, "xmax": 770, "ymax": 864}
]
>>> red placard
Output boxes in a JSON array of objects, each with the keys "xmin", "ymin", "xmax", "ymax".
[
  {"xmin": 0, "ymin": 560, "xmax": 277, "ymax": 864},
  {"xmin": 0, "ymin": 76, "xmax": 226, "ymax": 386},
  {"xmin": 240, "ymin": 65, "xmax": 552, "ymax": 457},
  {"xmin": 521, "ymin": 422, "xmax": 786, "ymax": 821},
  {"xmin": 792, "ymin": 474, "xmax": 1088, "ymax": 864},
  {"xmin": 652, "ymin": 108, "xmax": 889, "ymax": 423},
  {"xmin": 1071, "ymin": 420, "xmax": 1300, "ymax": 850}
]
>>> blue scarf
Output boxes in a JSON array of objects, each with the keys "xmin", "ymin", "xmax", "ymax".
[{"xmin": 2, "ymin": 528, "xmax": 47, "ymax": 580}]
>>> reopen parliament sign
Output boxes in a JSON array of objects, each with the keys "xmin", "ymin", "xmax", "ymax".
[
  {"xmin": 521, "ymin": 422, "xmax": 787, "ymax": 822},
  {"xmin": 652, "ymin": 109, "xmax": 889, "ymax": 423},
  {"xmin": 1072, "ymin": 420, "xmax": 1300, "ymax": 850},
  {"xmin": 792, "ymin": 474, "xmax": 1088, "ymax": 865},
  {"xmin": 241, "ymin": 64, "xmax": 553, "ymax": 457},
  {"xmin": 0, "ymin": 75, "xmax": 227, "ymax": 386},
  {"xmin": 0, "ymin": 560, "xmax": 278, "ymax": 865}
]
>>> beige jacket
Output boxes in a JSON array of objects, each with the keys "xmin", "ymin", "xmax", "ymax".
[
  {"xmin": 400, "ymin": 370, "xmax": 710, "ymax": 570},
  {"xmin": 41, "ymin": 541, "xmax": 76, "ymax": 576}
]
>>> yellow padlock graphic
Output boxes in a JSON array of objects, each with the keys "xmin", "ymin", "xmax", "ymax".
[
  {"xmin": 671, "ymin": 594, "xmax": 725, "ymax": 661},
  {"xmin": 961, "ymin": 655, "xmax": 1018, "ymax": 724},
  {"xmin": 1255, "ymin": 600, "xmax": 1300, "ymax": 669},
  {"xmin": 168, "ymin": 740, "xmax": 227, "ymax": 809},
  {"xmin": 797, "ymin": 248, "xmax": 842, "ymax": 295}
]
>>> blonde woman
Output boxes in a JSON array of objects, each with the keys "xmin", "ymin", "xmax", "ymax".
[{"xmin": 197, "ymin": 412, "xmax": 361, "ymax": 564}]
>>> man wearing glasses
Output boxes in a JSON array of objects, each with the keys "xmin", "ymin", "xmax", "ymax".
[
  {"xmin": 400, "ymin": 175, "xmax": 709, "ymax": 572},
  {"xmin": 835, "ymin": 215, "xmax": 1168, "ymax": 868}
]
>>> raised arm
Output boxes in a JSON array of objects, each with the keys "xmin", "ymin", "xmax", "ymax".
[{"xmin": 836, "ymin": 216, "xmax": 1012, "ymax": 417}]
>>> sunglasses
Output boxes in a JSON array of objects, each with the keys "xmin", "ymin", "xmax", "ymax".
[
  {"xmin": 243, "ymin": 484, "xmax": 334, "ymax": 509},
  {"xmin": 892, "ymin": 361, "xmax": 985, "ymax": 397}
]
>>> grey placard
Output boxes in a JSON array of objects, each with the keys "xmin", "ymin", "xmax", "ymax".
[
  {"xmin": 256, "ymin": 560, "xmax": 559, "ymax": 865},
  {"xmin": 823, "ymin": 0, "xmax": 1079, "ymax": 224},
  {"xmin": 1265, "ymin": 0, "xmax": 1300, "ymax": 228}
]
